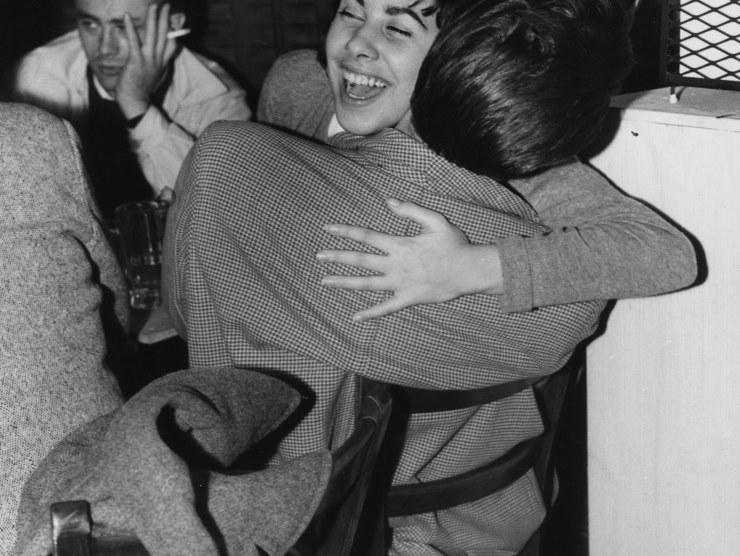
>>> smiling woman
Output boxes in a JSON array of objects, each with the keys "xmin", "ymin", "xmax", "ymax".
[{"xmin": 324, "ymin": 0, "xmax": 441, "ymax": 135}]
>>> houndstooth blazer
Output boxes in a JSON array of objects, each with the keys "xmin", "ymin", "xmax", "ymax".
[
  {"xmin": 0, "ymin": 102, "xmax": 126, "ymax": 554},
  {"xmin": 164, "ymin": 121, "xmax": 605, "ymax": 555}
]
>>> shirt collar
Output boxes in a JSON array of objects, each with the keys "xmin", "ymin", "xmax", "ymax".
[
  {"xmin": 92, "ymin": 75, "xmax": 115, "ymax": 101},
  {"xmin": 327, "ymin": 114, "xmax": 422, "ymax": 142},
  {"xmin": 327, "ymin": 114, "xmax": 345, "ymax": 138}
]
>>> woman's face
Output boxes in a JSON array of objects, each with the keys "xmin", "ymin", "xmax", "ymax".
[{"xmin": 325, "ymin": 0, "xmax": 440, "ymax": 136}]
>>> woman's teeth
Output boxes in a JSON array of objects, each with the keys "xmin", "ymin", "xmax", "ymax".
[{"xmin": 343, "ymin": 71, "xmax": 389, "ymax": 89}]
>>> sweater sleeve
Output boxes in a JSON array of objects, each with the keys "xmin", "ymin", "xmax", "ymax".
[
  {"xmin": 257, "ymin": 50, "xmax": 334, "ymax": 141},
  {"xmin": 496, "ymin": 158, "xmax": 698, "ymax": 313}
]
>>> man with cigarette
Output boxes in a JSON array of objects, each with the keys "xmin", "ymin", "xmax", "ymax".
[{"xmin": 13, "ymin": 0, "xmax": 251, "ymax": 221}]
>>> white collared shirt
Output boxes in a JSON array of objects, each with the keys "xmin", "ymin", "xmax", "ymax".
[{"xmin": 14, "ymin": 30, "xmax": 251, "ymax": 195}]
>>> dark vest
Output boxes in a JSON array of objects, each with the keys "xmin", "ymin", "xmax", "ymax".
[{"xmin": 85, "ymin": 68, "xmax": 169, "ymax": 221}]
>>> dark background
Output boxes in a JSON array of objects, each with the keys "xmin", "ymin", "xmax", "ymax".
[{"xmin": 1, "ymin": 0, "xmax": 666, "ymax": 106}]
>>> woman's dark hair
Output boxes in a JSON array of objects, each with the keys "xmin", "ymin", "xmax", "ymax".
[{"xmin": 412, "ymin": 0, "xmax": 635, "ymax": 180}]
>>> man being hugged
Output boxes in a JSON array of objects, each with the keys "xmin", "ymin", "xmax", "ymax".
[
  {"xmin": 14, "ymin": 0, "xmax": 251, "ymax": 220},
  {"xmin": 166, "ymin": 0, "xmax": 696, "ymax": 554}
]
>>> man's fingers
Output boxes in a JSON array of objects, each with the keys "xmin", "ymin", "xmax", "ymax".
[
  {"xmin": 123, "ymin": 14, "xmax": 142, "ymax": 59},
  {"xmin": 386, "ymin": 198, "xmax": 451, "ymax": 231},
  {"xmin": 142, "ymin": 2, "xmax": 158, "ymax": 57},
  {"xmin": 155, "ymin": 3, "xmax": 171, "ymax": 62},
  {"xmin": 163, "ymin": 33, "xmax": 178, "ymax": 63}
]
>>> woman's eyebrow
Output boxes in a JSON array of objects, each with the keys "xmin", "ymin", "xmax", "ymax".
[{"xmin": 384, "ymin": 0, "xmax": 429, "ymax": 29}]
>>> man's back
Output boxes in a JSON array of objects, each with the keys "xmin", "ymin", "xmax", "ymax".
[{"xmin": 164, "ymin": 120, "xmax": 605, "ymax": 553}]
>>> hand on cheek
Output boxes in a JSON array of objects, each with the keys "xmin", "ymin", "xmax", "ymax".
[{"xmin": 115, "ymin": 3, "xmax": 178, "ymax": 120}]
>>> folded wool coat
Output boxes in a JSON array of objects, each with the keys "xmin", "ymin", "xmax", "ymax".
[{"xmin": 13, "ymin": 367, "xmax": 333, "ymax": 556}]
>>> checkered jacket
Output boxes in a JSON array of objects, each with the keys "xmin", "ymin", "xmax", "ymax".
[{"xmin": 163, "ymin": 121, "xmax": 604, "ymax": 555}]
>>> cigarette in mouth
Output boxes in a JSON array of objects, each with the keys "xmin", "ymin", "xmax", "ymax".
[{"xmin": 167, "ymin": 29, "xmax": 191, "ymax": 39}]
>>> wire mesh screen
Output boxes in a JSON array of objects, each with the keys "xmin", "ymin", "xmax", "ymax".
[{"xmin": 660, "ymin": 0, "xmax": 740, "ymax": 91}]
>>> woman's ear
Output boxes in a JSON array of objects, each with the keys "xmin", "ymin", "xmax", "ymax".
[{"xmin": 169, "ymin": 12, "xmax": 187, "ymax": 31}]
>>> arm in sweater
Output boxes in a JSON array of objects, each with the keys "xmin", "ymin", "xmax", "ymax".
[
  {"xmin": 256, "ymin": 53, "xmax": 697, "ymax": 316},
  {"xmin": 318, "ymin": 158, "xmax": 697, "ymax": 318},
  {"xmin": 498, "ymin": 158, "xmax": 697, "ymax": 312}
]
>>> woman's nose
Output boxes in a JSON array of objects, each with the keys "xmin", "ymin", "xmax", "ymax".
[{"xmin": 346, "ymin": 24, "xmax": 380, "ymax": 60}]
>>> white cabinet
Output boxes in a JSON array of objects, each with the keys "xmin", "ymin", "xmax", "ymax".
[{"xmin": 586, "ymin": 87, "xmax": 740, "ymax": 556}]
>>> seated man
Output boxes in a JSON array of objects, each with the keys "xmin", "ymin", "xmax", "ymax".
[
  {"xmin": 167, "ymin": 122, "xmax": 600, "ymax": 552},
  {"xmin": 0, "ymin": 102, "xmax": 125, "ymax": 553},
  {"xmin": 12, "ymin": 0, "xmax": 251, "ymax": 221}
]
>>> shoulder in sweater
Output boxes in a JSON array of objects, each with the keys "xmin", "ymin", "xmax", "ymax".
[{"xmin": 257, "ymin": 49, "xmax": 334, "ymax": 140}]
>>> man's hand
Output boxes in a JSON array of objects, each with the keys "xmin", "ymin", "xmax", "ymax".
[
  {"xmin": 316, "ymin": 198, "xmax": 504, "ymax": 322},
  {"xmin": 116, "ymin": 3, "xmax": 178, "ymax": 120}
]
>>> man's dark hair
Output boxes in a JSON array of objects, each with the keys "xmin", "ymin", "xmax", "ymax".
[
  {"xmin": 412, "ymin": 0, "xmax": 635, "ymax": 180},
  {"xmin": 70, "ymin": 0, "xmax": 191, "ymax": 17}
]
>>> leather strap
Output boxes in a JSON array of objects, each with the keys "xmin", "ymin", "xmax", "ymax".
[
  {"xmin": 393, "ymin": 376, "xmax": 540, "ymax": 413},
  {"xmin": 386, "ymin": 434, "xmax": 544, "ymax": 517},
  {"xmin": 384, "ymin": 377, "xmax": 545, "ymax": 517}
]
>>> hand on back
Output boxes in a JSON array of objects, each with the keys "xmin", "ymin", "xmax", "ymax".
[{"xmin": 317, "ymin": 198, "xmax": 504, "ymax": 322}]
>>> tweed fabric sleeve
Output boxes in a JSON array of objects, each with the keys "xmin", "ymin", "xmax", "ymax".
[
  {"xmin": 0, "ymin": 103, "xmax": 124, "ymax": 553},
  {"xmin": 163, "ymin": 121, "xmax": 605, "ymax": 554}
]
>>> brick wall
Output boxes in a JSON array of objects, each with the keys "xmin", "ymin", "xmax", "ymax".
[{"xmin": 188, "ymin": 0, "xmax": 335, "ymax": 104}]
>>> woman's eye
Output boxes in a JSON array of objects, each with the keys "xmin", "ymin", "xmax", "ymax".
[
  {"xmin": 387, "ymin": 25, "xmax": 412, "ymax": 37},
  {"xmin": 338, "ymin": 9, "xmax": 362, "ymax": 21}
]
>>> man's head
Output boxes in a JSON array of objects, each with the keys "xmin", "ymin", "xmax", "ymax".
[
  {"xmin": 75, "ymin": 0, "xmax": 186, "ymax": 94},
  {"xmin": 412, "ymin": 0, "xmax": 635, "ymax": 180},
  {"xmin": 324, "ymin": 0, "xmax": 452, "ymax": 136}
]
